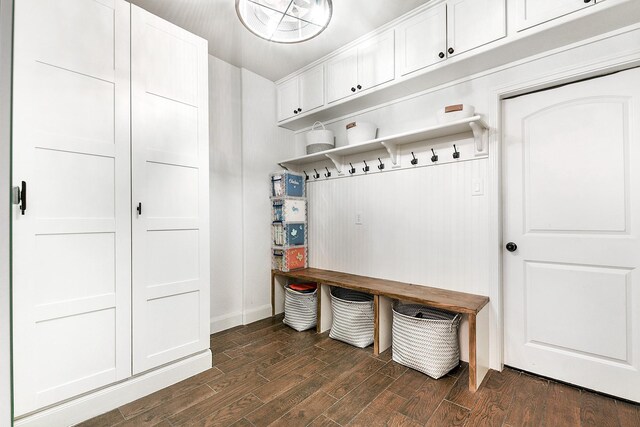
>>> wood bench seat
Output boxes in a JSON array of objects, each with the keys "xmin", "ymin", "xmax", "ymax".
[{"xmin": 271, "ymin": 268, "xmax": 490, "ymax": 392}]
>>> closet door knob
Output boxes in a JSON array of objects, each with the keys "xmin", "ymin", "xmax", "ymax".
[
  {"xmin": 357, "ymin": 84, "xmax": 362, "ymax": 90},
  {"xmin": 297, "ymin": 108, "xmax": 302, "ymax": 113},
  {"xmin": 505, "ymin": 242, "xmax": 517, "ymax": 252},
  {"xmin": 438, "ymin": 52, "xmax": 445, "ymax": 59},
  {"xmin": 293, "ymin": 109, "xmax": 298, "ymax": 114},
  {"xmin": 351, "ymin": 87, "xmax": 356, "ymax": 92},
  {"xmin": 448, "ymin": 47, "xmax": 455, "ymax": 54}
]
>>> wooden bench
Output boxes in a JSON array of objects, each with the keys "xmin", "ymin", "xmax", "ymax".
[{"xmin": 271, "ymin": 268, "xmax": 490, "ymax": 392}]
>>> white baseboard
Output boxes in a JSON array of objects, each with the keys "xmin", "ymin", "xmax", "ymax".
[
  {"xmin": 15, "ymin": 350, "xmax": 212, "ymax": 427},
  {"xmin": 210, "ymin": 311, "xmax": 243, "ymax": 334},
  {"xmin": 242, "ymin": 304, "xmax": 273, "ymax": 325}
]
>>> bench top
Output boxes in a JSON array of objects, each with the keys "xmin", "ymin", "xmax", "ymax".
[{"xmin": 272, "ymin": 268, "xmax": 489, "ymax": 315}]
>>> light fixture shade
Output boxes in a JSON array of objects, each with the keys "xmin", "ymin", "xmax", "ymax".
[{"xmin": 236, "ymin": 0, "xmax": 333, "ymax": 43}]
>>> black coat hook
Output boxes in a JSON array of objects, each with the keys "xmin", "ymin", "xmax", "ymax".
[
  {"xmin": 324, "ymin": 166, "xmax": 331, "ymax": 178},
  {"xmin": 453, "ymin": 144, "xmax": 460, "ymax": 159},
  {"xmin": 313, "ymin": 169, "xmax": 320, "ymax": 179},
  {"xmin": 377, "ymin": 158, "xmax": 385, "ymax": 170},
  {"xmin": 363, "ymin": 160, "xmax": 369, "ymax": 173},
  {"xmin": 349, "ymin": 163, "xmax": 356, "ymax": 174},
  {"xmin": 411, "ymin": 152, "xmax": 418, "ymax": 165},
  {"xmin": 431, "ymin": 149, "xmax": 438, "ymax": 163},
  {"xmin": 303, "ymin": 170, "xmax": 309, "ymax": 181}
]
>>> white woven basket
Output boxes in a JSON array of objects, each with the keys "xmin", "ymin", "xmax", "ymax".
[
  {"xmin": 392, "ymin": 302, "xmax": 461, "ymax": 379},
  {"xmin": 329, "ymin": 287, "xmax": 374, "ymax": 348},
  {"xmin": 283, "ymin": 285, "xmax": 317, "ymax": 332}
]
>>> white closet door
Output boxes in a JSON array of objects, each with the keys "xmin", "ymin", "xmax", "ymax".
[
  {"xmin": 131, "ymin": 5, "xmax": 210, "ymax": 374},
  {"xmin": 12, "ymin": 0, "xmax": 131, "ymax": 415}
]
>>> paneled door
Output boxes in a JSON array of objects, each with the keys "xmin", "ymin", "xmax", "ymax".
[
  {"xmin": 12, "ymin": 0, "xmax": 131, "ymax": 415},
  {"xmin": 131, "ymin": 5, "xmax": 210, "ymax": 374},
  {"xmin": 447, "ymin": 0, "xmax": 506, "ymax": 57},
  {"xmin": 395, "ymin": 3, "xmax": 446, "ymax": 77},
  {"xmin": 503, "ymin": 68, "xmax": 640, "ymax": 402},
  {"xmin": 515, "ymin": 0, "xmax": 595, "ymax": 31}
]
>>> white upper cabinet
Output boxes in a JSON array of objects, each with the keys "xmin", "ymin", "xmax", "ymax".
[
  {"xmin": 327, "ymin": 31, "xmax": 395, "ymax": 104},
  {"xmin": 396, "ymin": 4, "xmax": 447, "ymax": 77},
  {"xmin": 326, "ymin": 47, "xmax": 358, "ymax": 104},
  {"xmin": 277, "ymin": 64, "xmax": 325, "ymax": 121},
  {"xmin": 516, "ymin": 0, "xmax": 596, "ymax": 31},
  {"xmin": 447, "ymin": 0, "xmax": 506, "ymax": 56}
]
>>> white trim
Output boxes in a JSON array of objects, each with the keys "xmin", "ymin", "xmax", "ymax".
[
  {"xmin": 489, "ymin": 40, "xmax": 640, "ymax": 372},
  {"xmin": 242, "ymin": 304, "xmax": 273, "ymax": 325},
  {"xmin": 14, "ymin": 350, "xmax": 212, "ymax": 427},
  {"xmin": 210, "ymin": 311, "xmax": 243, "ymax": 334}
]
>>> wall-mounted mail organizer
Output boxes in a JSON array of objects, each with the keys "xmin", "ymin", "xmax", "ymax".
[
  {"xmin": 270, "ymin": 171, "xmax": 308, "ymax": 272},
  {"xmin": 278, "ymin": 116, "xmax": 489, "ymax": 181}
]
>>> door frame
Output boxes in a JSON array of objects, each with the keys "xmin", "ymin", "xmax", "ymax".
[{"xmin": 489, "ymin": 32, "xmax": 640, "ymax": 371}]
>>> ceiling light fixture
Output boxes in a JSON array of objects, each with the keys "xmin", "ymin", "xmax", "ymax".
[{"xmin": 236, "ymin": 0, "xmax": 333, "ymax": 44}]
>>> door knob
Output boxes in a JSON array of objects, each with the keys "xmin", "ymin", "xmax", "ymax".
[
  {"xmin": 357, "ymin": 84, "xmax": 362, "ymax": 90},
  {"xmin": 438, "ymin": 52, "xmax": 445, "ymax": 59},
  {"xmin": 351, "ymin": 87, "xmax": 356, "ymax": 92},
  {"xmin": 448, "ymin": 47, "xmax": 455, "ymax": 54},
  {"xmin": 297, "ymin": 108, "xmax": 302, "ymax": 113},
  {"xmin": 506, "ymin": 242, "xmax": 517, "ymax": 252}
]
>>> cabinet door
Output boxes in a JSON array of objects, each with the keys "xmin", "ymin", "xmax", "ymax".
[
  {"xmin": 131, "ymin": 5, "xmax": 210, "ymax": 374},
  {"xmin": 447, "ymin": 0, "xmax": 506, "ymax": 57},
  {"xmin": 300, "ymin": 64, "xmax": 324, "ymax": 114},
  {"xmin": 396, "ymin": 4, "xmax": 447, "ymax": 77},
  {"xmin": 326, "ymin": 47, "xmax": 358, "ymax": 103},
  {"xmin": 516, "ymin": 0, "xmax": 594, "ymax": 31},
  {"xmin": 357, "ymin": 31, "xmax": 395, "ymax": 92},
  {"xmin": 12, "ymin": 0, "xmax": 131, "ymax": 415},
  {"xmin": 277, "ymin": 77, "xmax": 299, "ymax": 122}
]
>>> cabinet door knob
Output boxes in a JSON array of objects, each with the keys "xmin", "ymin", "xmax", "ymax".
[
  {"xmin": 351, "ymin": 87, "xmax": 356, "ymax": 92},
  {"xmin": 583, "ymin": 0, "xmax": 591, "ymax": 3},
  {"xmin": 439, "ymin": 52, "xmax": 445, "ymax": 59},
  {"xmin": 357, "ymin": 84, "xmax": 362, "ymax": 90},
  {"xmin": 297, "ymin": 108, "xmax": 302, "ymax": 113},
  {"xmin": 448, "ymin": 47, "xmax": 455, "ymax": 54}
]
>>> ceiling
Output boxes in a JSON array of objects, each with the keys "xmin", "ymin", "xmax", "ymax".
[{"xmin": 129, "ymin": 0, "xmax": 429, "ymax": 81}]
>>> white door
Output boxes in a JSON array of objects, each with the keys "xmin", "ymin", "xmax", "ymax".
[
  {"xmin": 447, "ymin": 0, "xmax": 506, "ymax": 57},
  {"xmin": 131, "ymin": 5, "xmax": 210, "ymax": 374},
  {"xmin": 300, "ymin": 65, "xmax": 324, "ymax": 114},
  {"xmin": 326, "ymin": 47, "xmax": 358, "ymax": 104},
  {"xmin": 357, "ymin": 31, "xmax": 395, "ymax": 93},
  {"xmin": 277, "ymin": 77, "xmax": 299, "ymax": 122},
  {"xmin": 395, "ymin": 4, "xmax": 447, "ymax": 77},
  {"xmin": 503, "ymin": 68, "xmax": 640, "ymax": 402},
  {"xmin": 12, "ymin": 0, "xmax": 131, "ymax": 415},
  {"xmin": 516, "ymin": 0, "xmax": 595, "ymax": 31}
]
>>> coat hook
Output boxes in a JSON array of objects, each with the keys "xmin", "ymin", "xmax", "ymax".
[
  {"xmin": 377, "ymin": 158, "xmax": 385, "ymax": 170},
  {"xmin": 313, "ymin": 169, "xmax": 320, "ymax": 179},
  {"xmin": 349, "ymin": 163, "xmax": 356, "ymax": 174},
  {"xmin": 303, "ymin": 170, "xmax": 309, "ymax": 181},
  {"xmin": 362, "ymin": 160, "xmax": 369, "ymax": 173},
  {"xmin": 431, "ymin": 149, "xmax": 438, "ymax": 163},
  {"xmin": 324, "ymin": 166, "xmax": 331, "ymax": 178},
  {"xmin": 453, "ymin": 144, "xmax": 460, "ymax": 159},
  {"xmin": 411, "ymin": 152, "xmax": 418, "ymax": 165}
]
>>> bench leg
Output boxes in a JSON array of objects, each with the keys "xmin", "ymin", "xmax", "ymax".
[
  {"xmin": 468, "ymin": 305, "xmax": 490, "ymax": 392},
  {"xmin": 374, "ymin": 295, "xmax": 393, "ymax": 356},
  {"xmin": 317, "ymin": 283, "xmax": 333, "ymax": 333},
  {"xmin": 271, "ymin": 273, "xmax": 287, "ymax": 317}
]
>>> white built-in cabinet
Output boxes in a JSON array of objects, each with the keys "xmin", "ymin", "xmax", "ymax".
[
  {"xmin": 277, "ymin": 64, "xmax": 324, "ymax": 121},
  {"xmin": 516, "ymin": 0, "xmax": 598, "ymax": 31},
  {"xmin": 396, "ymin": 4, "xmax": 447, "ymax": 77},
  {"xmin": 447, "ymin": 0, "xmax": 506, "ymax": 57},
  {"xmin": 326, "ymin": 30, "xmax": 395, "ymax": 104},
  {"xmin": 12, "ymin": 0, "xmax": 209, "ymax": 416}
]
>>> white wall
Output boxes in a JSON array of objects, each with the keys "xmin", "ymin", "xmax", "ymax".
[
  {"xmin": 208, "ymin": 56, "xmax": 244, "ymax": 333},
  {"xmin": 300, "ymin": 25, "xmax": 640, "ymax": 369},
  {"xmin": 0, "ymin": 0, "xmax": 13, "ymax": 423},
  {"xmin": 241, "ymin": 69, "xmax": 295, "ymax": 324}
]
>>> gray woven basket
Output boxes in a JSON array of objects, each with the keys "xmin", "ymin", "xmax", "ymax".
[
  {"xmin": 329, "ymin": 287, "xmax": 374, "ymax": 348},
  {"xmin": 283, "ymin": 285, "xmax": 317, "ymax": 332},
  {"xmin": 392, "ymin": 302, "xmax": 461, "ymax": 379}
]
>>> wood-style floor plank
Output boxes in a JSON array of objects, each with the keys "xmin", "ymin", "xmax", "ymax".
[{"xmin": 80, "ymin": 315, "xmax": 640, "ymax": 427}]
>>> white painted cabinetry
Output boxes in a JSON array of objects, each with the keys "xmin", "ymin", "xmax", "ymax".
[
  {"xmin": 516, "ymin": 0, "xmax": 596, "ymax": 31},
  {"xmin": 327, "ymin": 30, "xmax": 395, "ymax": 104},
  {"xmin": 397, "ymin": 0, "xmax": 505, "ymax": 77},
  {"xmin": 277, "ymin": 64, "xmax": 324, "ymax": 121}
]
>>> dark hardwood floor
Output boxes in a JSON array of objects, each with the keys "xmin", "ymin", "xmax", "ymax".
[{"xmin": 80, "ymin": 314, "xmax": 640, "ymax": 427}]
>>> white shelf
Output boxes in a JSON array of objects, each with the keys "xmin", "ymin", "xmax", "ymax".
[{"xmin": 279, "ymin": 116, "xmax": 488, "ymax": 173}]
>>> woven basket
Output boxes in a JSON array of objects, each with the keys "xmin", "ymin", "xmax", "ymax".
[
  {"xmin": 283, "ymin": 285, "xmax": 317, "ymax": 332},
  {"xmin": 392, "ymin": 302, "xmax": 461, "ymax": 379},
  {"xmin": 329, "ymin": 287, "xmax": 374, "ymax": 348}
]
